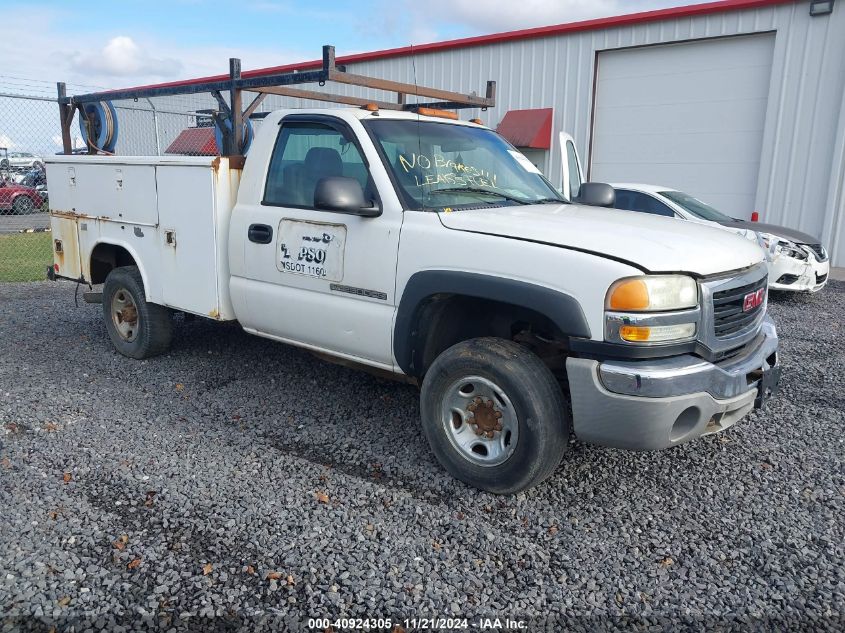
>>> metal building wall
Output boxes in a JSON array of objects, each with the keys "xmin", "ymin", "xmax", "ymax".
[{"xmin": 257, "ymin": 1, "xmax": 845, "ymax": 266}]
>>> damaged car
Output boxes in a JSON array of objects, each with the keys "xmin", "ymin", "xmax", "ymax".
[{"xmin": 610, "ymin": 184, "xmax": 829, "ymax": 293}]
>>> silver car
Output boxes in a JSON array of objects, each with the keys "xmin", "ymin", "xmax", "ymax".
[{"xmin": 0, "ymin": 151, "xmax": 43, "ymax": 171}]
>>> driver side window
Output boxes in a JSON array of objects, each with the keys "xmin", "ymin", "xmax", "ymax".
[{"xmin": 264, "ymin": 122, "xmax": 374, "ymax": 209}]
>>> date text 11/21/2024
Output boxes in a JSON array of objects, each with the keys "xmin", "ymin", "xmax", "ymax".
[{"xmin": 306, "ymin": 616, "xmax": 528, "ymax": 630}]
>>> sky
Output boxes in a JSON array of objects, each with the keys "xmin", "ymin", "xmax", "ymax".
[{"xmin": 0, "ymin": 0, "xmax": 715, "ymax": 95}]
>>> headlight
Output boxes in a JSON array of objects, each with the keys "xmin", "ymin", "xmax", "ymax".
[
  {"xmin": 604, "ymin": 275, "xmax": 699, "ymax": 345},
  {"xmin": 757, "ymin": 233, "xmax": 807, "ymax": 260},
  {"xmin": 606, "ymin": 275, "xmax": 698, "ymax": 312}
]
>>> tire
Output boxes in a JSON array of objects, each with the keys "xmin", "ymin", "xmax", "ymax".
[
  {"xmin": 420, "ymin": 337, "xmax": 569, "ymax": 494},
  {"xmin": 102, "ymin": 266, "xmax": 172, "ymax": 359},
  {"xmin": 12, "ymin": 196, "xmax": 34, "ymax": 215},
  {"xmin": 0, "ymin": 158, "xmax": 8, "ymax": 169}
]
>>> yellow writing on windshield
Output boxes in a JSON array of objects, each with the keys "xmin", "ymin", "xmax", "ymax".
[
  {"xmin": 413, "ymin": 171, "xmax": 497, "ymax": 188},
  {"xmin": 398, "ymin": 152, "xmax": 498, "ymax": 188}
]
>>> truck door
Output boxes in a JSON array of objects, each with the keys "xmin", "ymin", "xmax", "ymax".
[
  {"xmin": 230, "ymin": 115, "xmax": 401, "ymax": 370},
  {"xmin": 559, "ymin": 132, "xmax": 585, "ymax": 202}
]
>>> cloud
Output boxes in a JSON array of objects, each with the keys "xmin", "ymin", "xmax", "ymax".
[
  {"xmin": 69, "ymin": 36, "xmax": 182, "ymax": 78},
  {"xmin": 0, "ymin": 4, "xmax": 308, "ymax": 91},
  {"xmin": 52, "ymin": 135, "xmax": 85, "ymax": 151}
]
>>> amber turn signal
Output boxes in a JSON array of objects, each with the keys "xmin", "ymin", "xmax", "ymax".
[{"xmin": 619, "ymin": 325, "xmax": 651, "ymax": 341}]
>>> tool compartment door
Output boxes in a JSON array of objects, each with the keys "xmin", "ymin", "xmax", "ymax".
[
  {"xmin": 155, "ymin": 163, "xmax": 224, "ymax": 318},
  {"xmin": 49, "ymin": 216, "xmax": 82, "ymax": 280},
  {"xmin": 49, "ymin": 160, "xmax": 159, "ymax": 226}
]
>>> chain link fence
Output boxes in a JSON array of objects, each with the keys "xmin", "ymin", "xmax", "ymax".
[{"xmin": 0, "ymin": 81, "xmax": 220, "ymax": 282}]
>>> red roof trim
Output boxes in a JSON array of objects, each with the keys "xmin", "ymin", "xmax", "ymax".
[{"xmin": 117, "ymin": 0, "xmax": 793, "ymax": 94}]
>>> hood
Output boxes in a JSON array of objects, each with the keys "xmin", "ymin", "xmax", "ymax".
[
  {"xmin": 0, "ymin": 183, "xmax": 36, "ymax": 193},
  {"xmin": 722, "ymin": 220, "xmax": 820, "ymax": 245},
  {"xmin": 438, "ymin": 203, "xmax": 765, "ymax": 276}
]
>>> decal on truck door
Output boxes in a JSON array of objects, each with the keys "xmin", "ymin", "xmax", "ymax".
[{"xmin": 276, "ymin": 219, "xmax": 347, "ymax": 281}]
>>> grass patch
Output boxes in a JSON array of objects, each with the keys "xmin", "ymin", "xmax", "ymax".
[{"xmin": 0, "ymin": 231, "xmax": 52, "ymax": 282}]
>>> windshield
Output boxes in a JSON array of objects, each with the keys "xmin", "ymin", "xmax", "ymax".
[
  {"xmin": 365, "ymin": 119, "xmax": 563, "ymax": 210},
  {"xmin": 659, "ymin": 190, "xmax": 736, "ymax": 223}
]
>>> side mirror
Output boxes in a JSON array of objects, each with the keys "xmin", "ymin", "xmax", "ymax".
[
  {"xmin": 575, "ymin": 182, "xmax": 616, "ymax": 208},
  {"xmin": 314, "ymin": 177, "xmax": 381, "ymax": 217}
]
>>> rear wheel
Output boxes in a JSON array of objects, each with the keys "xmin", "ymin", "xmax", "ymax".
[
  {"xmin": 12, "ymin": 196, "xmax": 34, "ymax": 215},
  {"xmin": 103, "ymin": 266, "xmax": 172, "ymax": 359},
  {"xmin": 420, "ymin": 337, "xmax": 569, "ymax": 494}
]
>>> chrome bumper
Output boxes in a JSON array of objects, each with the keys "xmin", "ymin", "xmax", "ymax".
[
  {"xmin": 598, "ymin": 316, "xmax": 779, "ymax": 399},
  {"xmin": 566, "ymin": 316, "xmax": 781, "ymax": 451}
]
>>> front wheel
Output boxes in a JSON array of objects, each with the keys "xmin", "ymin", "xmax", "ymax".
[
  {"xmin": 420, "ymin": 337, "xmax": 569, "ymax": 494},
  {"xmin": 103, "ymin": 266, "xmax": 172, "ymax": 359}
]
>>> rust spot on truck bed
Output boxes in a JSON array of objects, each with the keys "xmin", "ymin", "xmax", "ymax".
[
  {"xmin": 51, "ymin": 209, "xmax": 110, "ymax": 222},
  {"xmin": 211, "ymin": 155, "xmax": 246, "ymax": 171},
  {"xmin": 51, "ymin": 216, "xmax": 81, "ymax": 278}
]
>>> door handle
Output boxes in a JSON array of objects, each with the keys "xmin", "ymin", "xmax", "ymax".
[{"xmin": 248, "ymin": 224, "xmax": 273, "ymax": 244}]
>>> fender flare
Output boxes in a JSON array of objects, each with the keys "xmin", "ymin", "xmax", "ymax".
[
  {"xmin": 90, "ymin": 239, "xmax": 153, "ymax": 301},
  {"xmin": 393, "ymin": 270, "xmax": 591, "ymax": 375},
  {"xmin": 10, "ymin": 192, "xmax": 34, "ymax": 206}
]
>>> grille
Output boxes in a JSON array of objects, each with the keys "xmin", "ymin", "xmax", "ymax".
[
  {"xmin": 712, "ymin": 276, "xmax": 767, "ymax": 338},
  {"xmin": 816, "ymin": 273, "xmax": 828, "ymax": 284},
  {"xmin": 803, "ymin": 243, "xmax": 827, "ymax": 261}
]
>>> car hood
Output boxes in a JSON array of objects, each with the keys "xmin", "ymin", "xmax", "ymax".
[
  {"xmin": 721, "ymin": 220, "xmax": 820, "ymax": 245},
  {"xmin": 0, "ymin": 184, "xmax": 36, "ymax": 193},
  {"xmin": 438, "ymin": 203, "xmax": 765, "ymax": 276}
]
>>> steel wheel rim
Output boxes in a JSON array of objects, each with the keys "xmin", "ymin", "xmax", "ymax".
[
  {"xmin": 111, "ymin": 288, "xmax": 139, "ymax": 342},
  {"xmin": 441, "ymin": 375, "xmax": 519, "ymax": 467}
]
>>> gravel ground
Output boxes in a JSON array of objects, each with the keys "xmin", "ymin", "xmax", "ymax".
[{"xmin": 0, "ymin": 281, "xmax": 843, "ymax": 631}]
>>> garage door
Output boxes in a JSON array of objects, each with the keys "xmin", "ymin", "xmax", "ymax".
[{"xmin": 590, "ymin": 34, "xmax": 775, "ymax": 218}]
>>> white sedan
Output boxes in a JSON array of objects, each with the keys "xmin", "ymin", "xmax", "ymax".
[
  {"xmin": 610, "ymin": 183, "xmax": 829, "ymax": 293},
  {"xmin": 0, "ymin": 151, "xmax": 43, "ymax": 171}
]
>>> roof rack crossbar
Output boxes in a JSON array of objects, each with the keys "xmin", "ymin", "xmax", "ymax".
[
  {"xmin": 254, "ymin": 85, "xmax": 405, "ymax": 111},
  {"xmin": 64, "ymin": 45, "xmax": 495, "ymax": 110}
]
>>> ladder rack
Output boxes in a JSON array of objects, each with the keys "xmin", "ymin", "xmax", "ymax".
[{"xmin": 56, "ymin": 45, "xmax": 496, "ymax": 157}]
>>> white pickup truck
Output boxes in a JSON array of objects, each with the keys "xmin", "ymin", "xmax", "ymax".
[{"xmin": 46, "ymin": 106, "xmax": 781, "ymax": 493}]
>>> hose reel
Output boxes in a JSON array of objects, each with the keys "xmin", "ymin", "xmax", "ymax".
[
  {"xmin": 78, "ymin": 101, "xmax": 119, "ymax": 153},
  {"xmin": 214, "ymin": 117, "xmax": 254, "ymax": 155}
]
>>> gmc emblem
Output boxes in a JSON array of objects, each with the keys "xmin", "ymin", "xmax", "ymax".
[{"xmin": 743, "ymin": 288, "xmax": 766, "ymax": 312}]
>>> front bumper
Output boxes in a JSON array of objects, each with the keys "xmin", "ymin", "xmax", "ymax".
[
  {"xmin": 567, "ymin": 316, "xmax": 780, "ymax": 450},
  {"xmin": 768, "ymin": 253, "xmax": 829, "ymax": 292}
]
